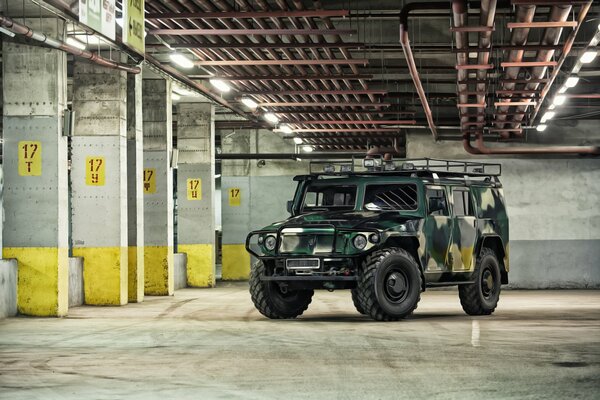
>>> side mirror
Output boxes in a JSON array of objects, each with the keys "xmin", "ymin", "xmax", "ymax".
[
  {"xmin": 428, "ymin": 197, "xmax": 445, "ymax": 214},
  {"xmin": 286, "ymin": 200, "xmax": 294, "ymax": 214}
]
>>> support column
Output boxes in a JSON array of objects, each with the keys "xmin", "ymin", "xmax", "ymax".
[
  {"xmin": 142, "ymin": 79, "xmax": 174, "ymax": 295},
  {"xmin": 2, "ymin": 19, "xmax": 69, "ymax": 316},
  {"xmin": 127, "ymin": 74, "xmax": 144, "ymax": 302},
  {"xmin": 176, "ymin": 103, "xmax": 216, "ymax": 287},
  {"xmin": 71, "ymin": 61, "xmax": 128, "ymax": 305}
]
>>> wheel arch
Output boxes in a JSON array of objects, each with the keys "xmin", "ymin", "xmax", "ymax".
[
  {"xmin": 382, "ymin": 235, "xmax": 426, "ymax": 291},
  {"xmin": 477, "ymin": 235, "xmax": 508, "ymax": 284}
]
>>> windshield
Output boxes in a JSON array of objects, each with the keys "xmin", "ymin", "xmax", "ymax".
[
  {"xmin": 363, "ymin": 184, "xmax": 418, "ymax": 211},
  {"xmin": 302, "ymin": 184, "xmax": 357, "ymax": 212}
]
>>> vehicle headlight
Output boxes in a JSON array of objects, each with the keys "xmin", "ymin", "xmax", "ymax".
[
  {"xmin": 264, "ymin": 235, "xmax": 277, "ymax": 251},
  {"xmin": 353, "ymin": 234, "xmax": 368, "ymax": 250},
  {"xmin": 369, "ymin": 233, "xmax": 380, "ymax": 244}
]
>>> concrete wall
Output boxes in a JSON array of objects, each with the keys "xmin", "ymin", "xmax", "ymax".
[
  {"xmin": 0, "ymin": 259, "xmax": 17, "ymax": 318},
  {"xmin": 174, "ymin": 253, "xmax": 187, "ymax": 290},
  {"xmin": 406, "ymin": 133, "xmax": 600, "ymax": 288},
  {"xmin": 68, "ymin": 257, "xmax": 84, "ymax": 308}
]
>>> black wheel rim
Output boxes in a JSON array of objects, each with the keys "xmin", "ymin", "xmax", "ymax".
[
  {"xmin": 384, "ymin": 269, "xmax": 409, "ymax": 303},
  {"xmin": 481, "ymin": 266, "xmax": 495, "ymax": 299}
]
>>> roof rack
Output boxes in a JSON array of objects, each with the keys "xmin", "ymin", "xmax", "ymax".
[{"xmin": 308, "ymin": 157, "xmax": 501, "ymax": 178}]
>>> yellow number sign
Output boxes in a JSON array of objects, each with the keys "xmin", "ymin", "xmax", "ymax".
[
  {"xmin": 143, "ymin": 168, "xmax": 156, "ymax": 194},
  {"xmin": 228, "ymin": 187, "xmax": 241, "ymax": 207},
  {"xmin": 85, "ymin": 156, "xmax": 105, "ymax": 186},
  {"xmin": 187, "ymin": 178, "xmax": 202, "ymax": 200},
  {"xmin": 18, "ymin": 141, "xmax": 42, "ymax": 176}
]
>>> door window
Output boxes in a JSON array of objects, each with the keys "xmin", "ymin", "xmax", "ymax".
[
  {"xmin": 426, "ymin": 188, "xmax": 449, "ymax": 216},
  {"xmin": 452, "ymin": 189, "xmax": 473, "ymax": 217}
]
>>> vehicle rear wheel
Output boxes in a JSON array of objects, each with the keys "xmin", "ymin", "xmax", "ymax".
[
  {"xmin": 356, "ymin": 248, "xmax": 422, "ymax": 321},
  {"xmin": 249, "ymin": 260, "xmax": 314, "ymax": 319},
  {"xmin": 458, "ymin": 247, "xmax": 502, "ymax": 315},
  {"xmin": 351, "ymin": 288, "xmax": 366, "ymax": 315}
]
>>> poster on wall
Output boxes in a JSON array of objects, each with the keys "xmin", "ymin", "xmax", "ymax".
[
  {"xmin": 123, "ymin": 0, "xmax": 145, "ymax": 53},
  {"xmin": 79, "ymin": 0, "xmax": 116, "ymax": 40}
]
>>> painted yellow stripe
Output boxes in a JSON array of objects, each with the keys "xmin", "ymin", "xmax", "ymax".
[
  {"xmin": 128, "ymin": 246, "xmax": 144, "ymax": 303},
  {"xmin": 3, "ymin": 247, "xmax": 68, "ymax": 316},
  {"xmin": 144, "ymin": 246, "xmax": 174, "ymax": 295},
  {"xmin": 179, "ymin": 244, "xmax": 215, "ymax": 288},
  {"xmin": 72, "ymin": 247, "xmax": 128, "ymax": 306},
  {"xmin": 222, "ymin": 244, "xmax": 251, "ymax": 281}
]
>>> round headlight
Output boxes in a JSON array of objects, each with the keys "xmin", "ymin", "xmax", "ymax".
[
  {"xmin": 369, "ymin": 233, "xmax": 380, "ymax": 244},
  {"xmin": 264, "ymin": 235, "xmax": 277, "ymax": 251},
  {"xmin": 257, "ymin": 236, "xmax": 264, "ymax": 245},
  {"xmin": 353, "ymin": 234, "xmax": 368, "ymax": 250}
]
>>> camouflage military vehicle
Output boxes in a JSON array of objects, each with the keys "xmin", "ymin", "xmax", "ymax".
[{"xmin": 246, "ymin": 158, "xmax": 509, "ymax": 321}]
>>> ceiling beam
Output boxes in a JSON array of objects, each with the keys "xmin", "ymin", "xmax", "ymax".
[
  {"xmin": 262, "ymin": 102, "xmax": 390, "ymax": 108},
  {"xmin": 240, "ymin": 89, "xmax": 386, "ymax": 96},
  {"xmin": 507, "ymin": 21, "xmax": 578, "ymax": 29},
  {"xmin": 148, "ymin": 28, "xmax": 357, "ymax": 36},
  {"xmin": 292, "ymin": 128, "xmax": 404, "ymax": 133},
  {"xmin": 193, "ymin": 59, "xmax": 368, "ymax": 66},
  {"xmin": 282, "ymin": 120, "xmax": 416, "ymax": 125},
  {"xmin": 146, "ymin": 10, "xmax": 350, "ymax": 19},
  {"xmin": 193, "ymin": 74, "xmax": 373, "ymax": 81},
  {"xmin": 155, "ymin": 42, "xmax": 364, "ymax": 50}
]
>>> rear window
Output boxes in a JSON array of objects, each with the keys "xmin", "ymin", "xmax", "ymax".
[{"xmin": 363, "ymin": 184, "xmax": 418, "ymax": 211}]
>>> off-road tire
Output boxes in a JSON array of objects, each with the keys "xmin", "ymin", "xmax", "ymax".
[
  {"xmin": 249, "ymin": 261, "xmax": 314, "ymax": 319},
  {"xmin": 351, "ymin": 289, "xmax": 366, "ymax": 315},
  {"xmin": 459, "ymin": 247, "xmax": 502, "ymax": 315},
  {"xmin": 356, "ymin": 248, "xmax": 422, "ymax": 321}
]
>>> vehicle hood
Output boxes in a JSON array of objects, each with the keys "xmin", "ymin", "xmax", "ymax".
[{"xmin": 263, "ymin": 210, "xmax": 419, "ymax": 231}]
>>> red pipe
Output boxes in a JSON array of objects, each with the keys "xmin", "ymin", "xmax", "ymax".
[{"xmin": 462, "ymin": 131, "xmax": 600, "ymax": 155}]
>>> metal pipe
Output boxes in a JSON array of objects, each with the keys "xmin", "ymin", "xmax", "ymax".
[
  {"xmin": 217, "ymin": 153, "xmax": 370, "ymax": 160},
  {"xmin": 0, "ymin": 15, "xmax": 140, "ymax": 74},
  {"xmin": 399, "ymin": 2, "xmax": 449, "ymax": 141},
  {"xmin": 462, "ymin": 131, "xmax": 600, "ymax": 155}
]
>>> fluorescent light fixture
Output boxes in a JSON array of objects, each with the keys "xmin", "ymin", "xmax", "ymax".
[
  {"xmin": 565, "ymin": 76, "xmax": 579, "ymax": 88},
  {"xmin": 279, "ymin": 124, "xmax": 293, "ymax": 134},
  {"xmin": 558, "ymin": 85, "xmax": 567, "ymax": 94},
  {"xmin": 552, "ymin": 95, "xmax": 566, "ymax": 106},
  {"xmin": 172, "ymin": 93, "xmax": 181, "ymax": 101},
  {"xmin": 66, "ymin": 37, "xmax": 86, "ymax": 50},
  {"xmin": 209, "ymin": 79, "xmax": 231, "ymax": 93},
  {"xmin": 215, "ymin": 174, "xmax": 221, "ymax": 179},
  {"xmin": 170, "ymin": 53, "xmax": 194, "ymax": 69},
  {"xmin": 116, "ymin": 18, "xmax": 124, "ymax": 28},
  {"xmin": 548, "ymin": 104, "xmax": 556, "ymax": 110},
  {"xmin": 241, "ymin": 97, "xmax": 258, "ymax": 109},
  {"xmin": 302, "ymin": 145, "xmax": 313, "ymax": 153},
  {"xmin": 293, "ymin": 137, "xmax": 303, "ymax": 145},
  {"xmin": 541, "ymin": 111, "xmax": 555, "ymax": 123},
  {"xmin": 536, "ymin": 124, "xmax": 547, "ymax": 132},
  {"xmin": 580, "ymin": 50, "xmax": 597, "ymax": 64},
  {"xmin": 0, "ymin": 27, "xmax": 16, "ymax": 37},
  {"xmin": 263, "ymin": 113, "xmax": 279, "ymax": 124}
]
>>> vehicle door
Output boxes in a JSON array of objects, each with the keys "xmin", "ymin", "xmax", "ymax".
[
  {"xmin": 450, "ymin": 187, "xmax": 477, "ymax": 271},
  {"xmin": 423, "ymin": 186, "xmax": 452, "ymax": 272}
]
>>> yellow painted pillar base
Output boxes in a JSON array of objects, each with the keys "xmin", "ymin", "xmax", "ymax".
[
  {"xmin": 72, "ymin": 247, "xmax": 128, "ymax": 306},
  {"xmin": 128, "ymin": 246, "xmax": 144, "ymax": 303},
  {"xmin": 3, "ymin": 247, "xmax": 68, "ymax": 316},
  {"xmin": 222, "ymin": 244, "xmax": 251, "ymax": 280},
  {"xmin": 144, "ymin": 246, "xmax": 174, "ymax": 295},
  {"xmin": 179, "ymin": 244, "xmax": 215, "ymax": 288}
]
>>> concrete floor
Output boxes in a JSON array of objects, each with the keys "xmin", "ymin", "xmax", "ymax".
[{"xmin": 1, "ymin": 284, "xmax": 599, "ymax": 400}]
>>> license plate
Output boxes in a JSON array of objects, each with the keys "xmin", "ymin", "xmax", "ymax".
[{"xmin": 286, "ymin": 258, "xmax": 320, "ymax": 270}]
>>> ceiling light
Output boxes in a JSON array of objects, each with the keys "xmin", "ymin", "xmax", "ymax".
[
  {"xmin": 536, "ymin": 124, "xmax": 547, "ymax": 132},
  {"xmin": 279, "ymin": 124, "xmax": 293, "ymax": 134},
  {"xmin": 116, "ymin": 18, "xmax": 124, "ymax": 28},
  {"xmin": 66, "ymin": 37, "xmax": 86, "ymax": 50},
  {"xmin": 541, "ymin": 111, "xmax": 555, "ymax": 123},
  {"xmin": 580, "ymin": 50, "xmax": 597, "ymax": 64},
  {"xmin": 172, "ymin": 93, "xmax": 181, "ymax": 101},
  {"xmin": 170, "ymin": 53, "xmax": 194, "ymax": 69},
  {"xmin": 293, "ymin": 137, "xmax": 303, "ymax": 145},
  {"xmin": 302, "ymin": 145, "xmax": 313, "ymax": 153},
  {"xmin": 548, "ymin": 104, "xmax": 556, "ymax": 110},
  {"xmin": 552, "ymin": 95, "xmax": 566, "ymax": 106},
  {"xmin": 241, "ymin": 97, "xmax": 258, "ymax": 110},
  {"xmin": 263, "ymin": 113, "xmax": 279, "ymax": 124},
  {"xmin": 565, "ymin": 76, "xmax": 579, "ymax": 88},
  {"xmin": 209, "ymin": 79, "xmax": 231, "ymax": 93},
  {"xmin": 558, "ymin": 86, "xmax": 567, "ymax": 94}
]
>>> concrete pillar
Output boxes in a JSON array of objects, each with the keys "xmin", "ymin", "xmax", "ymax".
[
  {"xmin": 127, "ymin": 73, "xmax": 144, "ymax": 302},
  {"xmin": 142, "ymin": 79, "xmax": 174, "ymax": 295},
  {"xmin": 1, "ymin": 19, "xmax": 69, "ymax": 316},
  {"xmin": 71, "ymin": 61, "xmax": 128, "ymax": 305},
  {"xmin": 176, "ymin": 102, "xmax": 216, "ymax": 287}
]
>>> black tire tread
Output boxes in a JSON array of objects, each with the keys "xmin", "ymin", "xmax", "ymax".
[
  {"xmin": 351, "ymin": 289, "xmax": 366, "ymax": 315},
  {"xmin": 458, "ymin": 247, "xmax": 501, "ymax": 316},
  {"xmin": 356, "ymin": 247, "xmax": 422, "ymax": 321},
  {"xmin": 249, "ymin": 261, "xmax": 313, "ymax": 319}
]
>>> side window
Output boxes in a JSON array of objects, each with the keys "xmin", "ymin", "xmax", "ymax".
[
  {"xmin": 452, "ymin": 188, "xmax": 473, "ymax": 217},
  {"xmin": 426, "ymin": 188, "xmax": 449, "ymax": 216}
]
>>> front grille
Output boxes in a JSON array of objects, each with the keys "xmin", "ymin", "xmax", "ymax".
[
  {"xmin": 279, "ymin": 234, "xmax": 334, "ymax": 254},
  {"xmin": 286, "ymin": 258, "xmax": 320, "ymax": 270}
]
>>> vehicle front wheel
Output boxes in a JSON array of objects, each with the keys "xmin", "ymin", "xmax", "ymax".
[
  {"xmin": 355, "ymin": 248, "xmax": 422, "ymax": 321},
  {"xmin": 249, "ymin": 261, "xmax": 314, "ymax": 319},
  {"xmin": 458, "ymin": 247, "xmax": 502, "ymax": 315}
]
